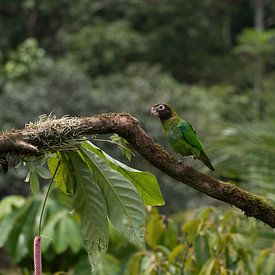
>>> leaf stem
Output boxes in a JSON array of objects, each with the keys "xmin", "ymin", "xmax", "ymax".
[{"xmin": 38, "ymin": 161, "xmax": 60, "ymax": 236}]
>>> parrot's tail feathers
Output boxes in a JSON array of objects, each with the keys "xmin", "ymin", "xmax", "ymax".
[
  {"xmin": 201, "ymin": 154, "xmax": 215, "ymax": 171},
  {"xmin": 206, "ymin": 161, "xmax": 215, "ymax": 171}
]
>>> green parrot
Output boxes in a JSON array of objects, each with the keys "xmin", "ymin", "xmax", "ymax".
[{"xmin": 151, "ymin": 103, "xmax": 215, "ymax": 171}]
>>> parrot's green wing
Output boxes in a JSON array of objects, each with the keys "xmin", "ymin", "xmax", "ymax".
[{"xmin": 178, "ymin": 120, "xmax": 205, "ymax": 153}]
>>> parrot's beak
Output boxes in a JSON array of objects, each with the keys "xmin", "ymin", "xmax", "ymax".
[{"xmin": 150, "ymin": 107, "xmax": 158, "ymax": 116}]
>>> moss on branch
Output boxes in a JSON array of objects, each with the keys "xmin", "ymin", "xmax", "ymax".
[{"xmin": 0, "ymin": 113, "xmax": 275, "ymax": 227}]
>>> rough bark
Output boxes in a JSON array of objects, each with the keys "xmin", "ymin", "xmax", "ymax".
[{"xmin": 1, "ymin": 113, "xmax": 275, "ymax": 227}]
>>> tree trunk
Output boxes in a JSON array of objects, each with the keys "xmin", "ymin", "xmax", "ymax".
[
  {"xmin": 253, "ymin": 0, "xmax": 264, "ymax": 31},
  {"xmin": 252, "ymin": 0, "xmax": 265, "ymax": 118}
]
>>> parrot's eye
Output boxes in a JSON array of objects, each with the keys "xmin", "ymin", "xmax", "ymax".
[{"xmin": 158, "ymin": 105, "xmax": 165, "ymax": 110}]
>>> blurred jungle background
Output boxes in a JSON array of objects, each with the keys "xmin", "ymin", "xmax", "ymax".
[{"xmin": 0, "ymin": 0, "xmax": 275, "ymax": 274}]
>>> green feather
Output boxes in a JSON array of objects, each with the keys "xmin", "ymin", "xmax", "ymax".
[{"xmin": 161, "ymin": 110, "xmax": 214, "ymax": 171}]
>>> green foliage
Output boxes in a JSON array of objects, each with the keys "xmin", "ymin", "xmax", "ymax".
[
  {"xmin": 125, "ymin": 207, "xmax": 275, "ymax": 275},
  {"xmin": 2, "ymin": 1, "xmax": 275, "ymax": 273},
  {"xmin": 1, "ymin": 193, "xmax": 274, "ymax": 274},
  {"xmin": 3, "ymin": 38, "xmax": 45, "ymax": 81},
  {"xmin": 0, "ymin": 196, "xmax": 27, "ymax": 248},
  {"xmin": 24, "ymin": 157, "xmax": 51, "ymax": 196},
  {"xmin": 235, "ymin": 29, "xmax": 275, "ymax": 58},
  {"xmin": 41, "ymin": 208, "xmax": 82, "ymax": 254},
  {"xmin": 5, "ymin": 199, "xmax": 40, "ymax": 263},
  {"xmin": 0, "ymin": 58, "xmax": 93, "ymax": 129},
  {"xmin": 82, "ymin": 141, "xmax": 164, "ymax": 206},
  {"xmin": 70, "ymin": 20, "xmax": 146, "ymax": 76},
  {"xmin": 0, "ymin": 190, "xmax": 86, "ymax": 273},
  {"xmin": 69, "ymin": 151, "xmax": 109, "ymax": 266},
  {"xmin": 79, "ymin": 146, "xmax": 146, "ymax": 248},
  {"xmin": 0, "ymin": 195, "xmax": 26, "ymax": 220},
  {"xmin": 48, "ymin": 152, "xmax": 73, "ymax": 195},
  {"xmin": 214, "ymin": 119, "xmax": 275, "ymax": 202},
  {"xmin": 29, "ymin": 171, "xmax": 40, "ymax": 196},
  {"xmin": 110, "ymin": 134, "xmax": 133, "ymax": 162},
  {"xmin": 15, "ymin": 140, "xmax": 160, "ymax": 270}
]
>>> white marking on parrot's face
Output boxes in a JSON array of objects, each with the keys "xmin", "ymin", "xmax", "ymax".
[
  {"xmin": 151, "ymin": 103, "xmax": 173, "ymax": 120},
  {"xmin": 150, "ymin": 106, "xmax": 159, "ymax": 116},
  {"xmin": 158, "ymin": 104, "xmax": 165, "ymax": 110},
  {"xmin": 151, "ymin": 103, "xmax": 166, "ymax": 116}
]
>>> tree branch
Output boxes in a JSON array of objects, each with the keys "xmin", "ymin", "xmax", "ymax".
[{"xmin": 1, "ymin": 113, "xmax": 275, "ymax": 227}]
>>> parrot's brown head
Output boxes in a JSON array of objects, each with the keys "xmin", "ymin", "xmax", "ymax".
[{"xmin": 151, "ymin": 103, "xmax": 175, "ymax": 121}]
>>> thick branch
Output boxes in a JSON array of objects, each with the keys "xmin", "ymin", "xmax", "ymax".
[{"xmin": 1, "ymin": 113, "xmax": 275, "ymax": 227}]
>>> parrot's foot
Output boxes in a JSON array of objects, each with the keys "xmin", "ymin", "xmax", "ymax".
[
  {"xmin": 177, "ymin": 158, "xmax": 184, "ymax": 164},
  {"xmin": 177, "ymin": 155, "xmax": 196, "ymax": 165}
]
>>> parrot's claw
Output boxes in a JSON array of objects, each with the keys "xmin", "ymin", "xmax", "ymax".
[
  {"xmin": 177, "ymin": 158, "xmax": 185, "ymax": 164},
  {"xmin": 177, "ymin": 156, "xmax": 197, "ymax": 165}
]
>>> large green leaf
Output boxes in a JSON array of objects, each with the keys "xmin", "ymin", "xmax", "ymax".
[
  {"xmin": 82, "ymin": 141, "xmax": 164, "ymax": 206},
  {"xmin": 54, "ymin": 213, "xmax": 82, "ymax": 254},
  {"xmin": 198, "ymin": 258, "xmax": 216, "ymax": 275},
  {"xmin": 168, "ymin": 244, "xmax": 185, "ymax": 264},
  {"xmin": 29, "ymin": 171, "xmax": 40, "ymax": 196},
  {"xmin": 110, "ymin": 133, "xmax": 133, "ymax": 161},
  {"xmin": 94, "ymin": 254, "xmax": 121, "ymax": 275},
  {"xmin": 125, "ymin": 252, "xmax": 143, "ymax": 275},
  {"xmin": 34, "ymin": 165, "xmax": 52, "ymax": 179},
  {"xmin": 69, "ymin": 152, "xmax": 109, "ymax": 265},
  {"xmin": 41, "ymin": 210, "xmax": 82, "ymax": 254},
  {"xmin": 145, "ymin": 208, "xmax": 165, "ymax": 248},
  {"xmin": 7, "ymin": 199, "xmax": 40, "ymax": 262},
  {"xmin": 80, "ymin": 147, "xmax": 146, "ymax": 247},
  {"xmin": 0, "ymin": 213, "xmax": 19, "ymax": 248},
  {"xmin": 41, "ymin": 210, "xmax": 65, "ymax": 253},
  {"xmin": 195, "ymin": 236, "xmax": 210, "ymax": 269},
  {"xmin": 48, "ymin": 152, "xmax": 73, "ymax": 195},
  {"xmin": 0, "ymin": 195, "xmax": 26, "ymax": 220},
  {"xmin": 163, "ymin": 218, "xmax": 178, "ymax": 250},
  {"xmin": 139, "ymin": 253, "xmax": 157, "ymax": 274},
  {"xmin": 181, "ymin": 219, "xmax": 201, "ymax": 243}
]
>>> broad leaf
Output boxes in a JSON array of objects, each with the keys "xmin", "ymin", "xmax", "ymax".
[
  {"xmin": 30, "ymin": 172, "xmax": 40, "ymax": 196},
  {"xmin": 125, "ymin": 252, "xmax": 143, "ymax": 275},
  {"xmin": 48, "ymin": 152, "xmax": 73, "ymax": 195},
  {"xmin": 80, "ymin": 147, "xmax": 146, "ymax": 247},
  {"xmin": 199, "ymin": 258, "xmax": 216, "ymax": 275},
  {"xmin": 255, "ymin": 248, "xmax": 272, "ymax": 274},
  {"xmin": 168, "ymin": 244, "xmax": 185, "ymax": 264},
  {"xmin": 69, "ymin": 152, "xmax": 109, "ymax": 266},
  {"xmin": 0, "ymin": 213, "xmax": 19, "ymax": 247},
  {"xmin": 181, "ymin": 219, "xmax": 201, "ymax": 243},
  {"xmin": 195, "ymin": 236, "xmax": 210, "ymax": 269},
  {"xmin": 0, "ymin": 195, "xmax": 26, "ymax": 248},
  {"xmin": 34, "ymin": 165, "xmax": 52, "ymax": 179},
  {"xmin": 94, "ymin": 254, "xmax": 121, "ymax": 275},
  {"xmin": 53, "ymin": 214, "xmax": 82, "ymax": 254},
  {"xmin": 163, "ymin": 219, "xmax": 178, "ymax": 249},
  {"xmin": 82, "ymin": 141, "xmax": 164, "ymax": 206},
  {"xmin": 140, "ymin": 253, "xmax": 157, "ymax": 274},
  {"xmin": 0, "ymin": 195, "xmax": 26, "ymax": 220},
  {"xmin": 7, "ymin": 199, "xmax": 40, "ymax": 262},
  {"xmin": 110, "ymin": 133, "xmax": 133, "ymax": 161},
  {"xmin": 41, "ymin": 210, "xmax": 82, "ymax": 254},
  {"xmin": 145, "ymin": 208, "xmax": 165, "ymax": 248},
  {"xmin": 265, "ymin": 250, "xmax": 275, "ymax": 275},
  {"xmin": 41, "ymin": 211, "xmax": 65, "ymax": 253}
]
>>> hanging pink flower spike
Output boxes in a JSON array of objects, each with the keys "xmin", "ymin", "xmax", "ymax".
[{"xmin": 33, "ymin": 236, "xmax": 42, "ymax": 275}]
